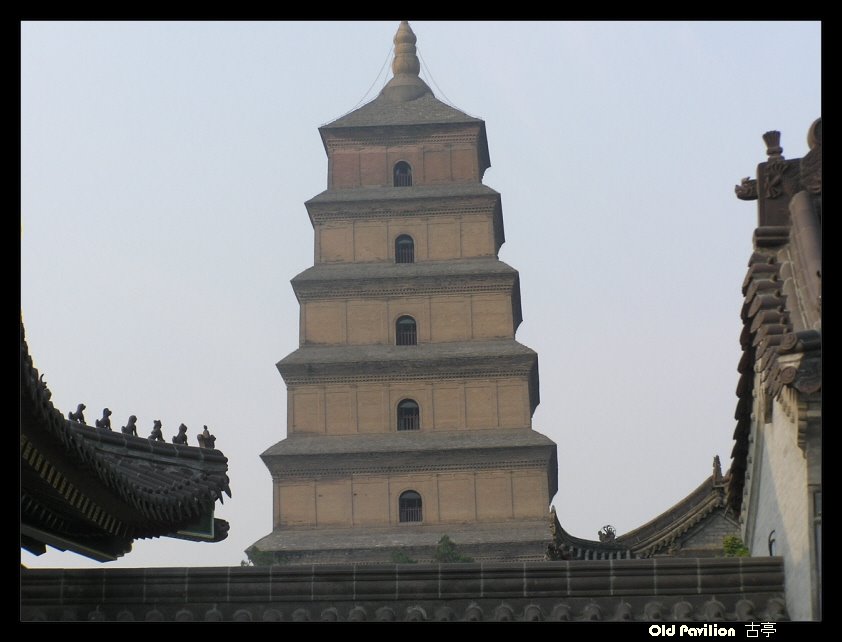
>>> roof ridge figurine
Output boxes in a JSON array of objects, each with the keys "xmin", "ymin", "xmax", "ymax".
[
  {"xmin": 197, "ymin": 425, "xmax": 216, "ymax": 449},
  {"xmin": 95, "ymin": 408, "xmax": 112, "ymax": 430},
  {"xmin": 148, "ymin": 419, "xmax": 165, "ymax": 442},
  {"xmin": 172, "ymin": 423, "xmax": 188, "ymax": 445},
  {"xmin": 68, "ymin": 403, "xmax": 86, "ymax": 424},
  {"xmin": 598, "ymin": 525, "xmax": 616, "ymax": 543},
  {"xmin": 121, "ymin": 415, "xmax": 138, "ymax": 437}
]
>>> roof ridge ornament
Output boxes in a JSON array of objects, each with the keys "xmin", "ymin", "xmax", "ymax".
[
  {"xmin": 379, "ymin": 21, "xmax": 433, "ymax": 103},
  {"xmin": 762, "ymin": 130, "xmax": 784, "ymax": 160},
  {"xmin": 392, "ymin": 21, "xmax": 421, "ymax": 77}
]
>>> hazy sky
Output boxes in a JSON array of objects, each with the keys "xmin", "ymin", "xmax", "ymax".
[{"xmin": 21, "ymin": 21, "xmax": 821, "ymax": 568}]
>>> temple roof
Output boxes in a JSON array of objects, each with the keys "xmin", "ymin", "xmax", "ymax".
[
  {"xmin": 20, "ymin": 319, "xmax": 232, "ymax": 562},
  {"xmin": 323, "ymin": 92, "xmax": 483, "ymax": 130},
  {"xmin": 550, "ymin": 463, "xmax": 736, "ymax": 560},
  {"xmin": 725, "ymin": 120, "xmax": 822, "ymax": 513}
]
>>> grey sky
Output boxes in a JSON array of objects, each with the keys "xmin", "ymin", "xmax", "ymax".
[{"xmin": 21, "ymin": 21, "xmax": 821, "ymax": 568}]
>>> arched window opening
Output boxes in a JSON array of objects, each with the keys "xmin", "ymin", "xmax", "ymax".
[
  {"xmin": 393, "ymin": 161, "xmax": 412, "ymax": 187},
  {"xmin": 397, "ymin": 399, "xmax": 420, "ymax": 431},
  {"xmin": 399, "ymin": 490, "xmax": 422, "ymax": 523},
  {"xmin": 395, "ymin": 234, "xmax": 415, "ymax": 264},
  {"xmin": 396, "ymin": 316, "xmax": 417, "ymax": 346}
]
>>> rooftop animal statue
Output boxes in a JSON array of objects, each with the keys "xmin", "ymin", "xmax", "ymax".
[
  {"xmin": 68, "ymin": 403, "xmax": 86, "ymax": 424},
  {"xmin": 598, "ymin": 525, "xmax": 617, "ymax": 543},
  {"xmin": 172, "ymin": 423, "xmax": 189, "ymax": 445},
  {"xmin": 121, "ymin": 414, "xmax": 138, "ymax": 436},
  {"xmin": 95, "ymin": 408, "xmax": 113, "ymax": 430},
  {"xmin": 197, "ymin": 425, "xmax": 216, "ymax": 449},
  {"xmin": 149, "ymin": 420, "xmax": 165, "ymax": 442},
  {"xmin": 39, "ymin": 374, "xmax": 52, "ymax": 401}
]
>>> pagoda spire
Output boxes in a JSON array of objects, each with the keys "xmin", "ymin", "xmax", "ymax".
[
  {"xmin": 380, "ymin": 21, "xmax": 433, "ymax": 103},
  {"xmin": 392, "ymin": 21, "xmax": 421, "ymax": 77}
]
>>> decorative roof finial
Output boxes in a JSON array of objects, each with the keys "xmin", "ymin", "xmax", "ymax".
[
  {"xmin": 392, "ymin": 21, "xmax": 421, "ymax": 77},
  {"xmin": 763, "ymin": 130, "xmax": 783, "ymax": 159},
  {"xmin": 380, "ymin": 21, "xmax": 433, "ymax": 103}
]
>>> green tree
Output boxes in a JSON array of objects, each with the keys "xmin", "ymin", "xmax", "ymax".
[{"xmin": 433, "ymin": 535, "xmax": 474, "ymax": 563}]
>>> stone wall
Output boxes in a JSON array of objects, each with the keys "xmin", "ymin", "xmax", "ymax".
[{"xmin": 743, "ymin": 396, "xmax": 814, "ymax": 620}]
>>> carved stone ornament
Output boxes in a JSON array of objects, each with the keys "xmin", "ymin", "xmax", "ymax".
[
  {"xmin": 172, "ymin": 423, "xmax": 189, "ymax": 445},
  {"xmin": 68, "ymin": 403, "xmax": 86, "ymax": 424},
  {"xmin": 121, "ymin": 415, "xmax": 138, "ymax": 436},
  {"xmin": 197, "ymin": 425, "xmax": 217, "ymax": 449},
  {"xmin": 764, "ymin": 158, "xmax": 789, "ymax": 199},
  {"xmin": 148, "ymin": 420, "xmax": 165, "ymax": 442},
  {"xmin": 735, "ymin": 177, "xmax": 758, "ymax": 201},
  {"xmin": 763, "ymin": 130, "xmax": 783, "ymax": 159},
  {"xmin": 598, "ymin": 525, "xmax": 616, "ymax": 542},
  {"xmin": 778, "ymin": 366, "xmax": 798, "ymax": 385},
  {"xmin": 95, "ymin": 407, "xmax": 112, "ymax": 430},
  {"xmin": 713, "ymin": 455, "xmax": 723, "ymax": 483}
]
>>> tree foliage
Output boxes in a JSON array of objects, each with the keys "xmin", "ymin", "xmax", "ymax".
[
  {"xmin": 722, "ymin": 535, "xmax": 750, "ymax": 557},
  {"xmin": 390, "ymin": 550, "xmax": 418, "ymax": 564},
  {"xmin": 434, "ymin": 535, "xmax": 474, "ymax": 563}
]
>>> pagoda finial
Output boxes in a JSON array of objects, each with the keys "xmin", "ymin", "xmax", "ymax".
[
  {"xmin": 392, "ymin": 21, "xmax": 421, "ymax": 77},
  {"xmin": 379, "ymin": 21, "xmax": 432, "ymax": 103}
]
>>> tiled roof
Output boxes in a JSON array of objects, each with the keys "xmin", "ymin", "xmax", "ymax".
[
  {"xmin": 277, "ymin": 342, "xmax": 539, "ymax": 415},
  {"xmin": 725, "ymin": 122, "xmax": 822, "ymax": 513},
  {"xmin": 260, "ymin": 428, "xmax": 558, "ymax": 499},
  {"xmin": 279, "ymin": 339, "xmax": 536, "ymax": 369},
  {"xmin": 616, "ymin": 471, "xmax": 725, "ymax": 552},
  {"xmin": 20, "ymin": 319, "xmax": 231, "ymax": 560},
  {"xmin": 550, "ymin": 465, "xmax": 736, "ymax": 561},
  {"xmin": 306, "ymin": 183, "xmax": 499, "ymax": 205},
  {"xmin": 262, "ymin": 428, "xmax": 556, "ymax": 458},
  {"xmin": 321, "ymin": 92, "xmax": 483, "ymax": 129},
  {"xmin": 251, "ymin": 519, "xmax": 553, "ymax": 552},
  {"xmin": 292, "ymin": 258, "xmax": 518, "ymax": 284}
]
